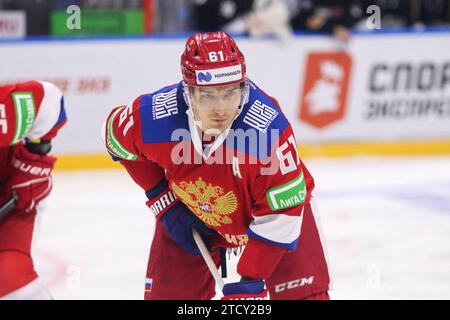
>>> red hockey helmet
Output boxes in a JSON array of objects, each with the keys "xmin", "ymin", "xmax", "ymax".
[{"xmin": 181, "ymin": 32, "xmax": 247, "ymax": 87}]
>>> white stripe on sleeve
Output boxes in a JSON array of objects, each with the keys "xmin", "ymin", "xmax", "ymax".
[
  {"xmin": 249, "ymin": 211, "xmax": 304, "ymax": 245},
  {"xmin": 26, "ymin": 81, "xmax": 63, "ymax": 140}
]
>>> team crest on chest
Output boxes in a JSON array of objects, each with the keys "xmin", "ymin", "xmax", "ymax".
[{"xmin": 171, "ymin": 177, "xmax": 238, "ymax": 227}]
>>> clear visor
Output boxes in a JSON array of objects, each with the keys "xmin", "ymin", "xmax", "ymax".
[{"xmin": 183, "ymin": 79, "xmax": 249, "ymax": 114}]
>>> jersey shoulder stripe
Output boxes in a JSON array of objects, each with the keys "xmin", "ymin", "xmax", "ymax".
[
  {"xmin": 139, "ymin": 81, "xmax": 189, "ymax": 144},
  {"xmin": 240, "ymin": 81, "xmax": 289, "ymax": 132},
  {"xmin": 49, "ymin": 96, "xmax": 67, "ymax": 134},
  {"xmin": 229, "ymin": 80, "xmax": 290, "ymax": 160},
  {"xmin": 104, "ymin": 82, "xmax": 188, "ymax": 161},
  {"xmin": 27, "ymin": 81, "xmax": 65, "ymax": 141}
]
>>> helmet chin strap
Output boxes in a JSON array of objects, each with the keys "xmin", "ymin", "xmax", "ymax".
[{"xmin": 185, "ymin": 107, "xmax": 208, "ymax": 132}]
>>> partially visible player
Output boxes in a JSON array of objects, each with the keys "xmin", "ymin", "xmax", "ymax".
[
  {"xmin": 0, "ymin": 81, "xmax": 67, "ymax": 299},
  {"xmin": 104, "ymin": 32, "xmax": 330, "ymax": 300}
]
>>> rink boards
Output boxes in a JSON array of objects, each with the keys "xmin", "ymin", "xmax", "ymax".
[{"xmin": 1, "ymin": 31, "xmax": 450, "ymax": 168}]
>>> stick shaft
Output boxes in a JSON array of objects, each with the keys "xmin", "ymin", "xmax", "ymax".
[
  {"xmin": 192, "ymin": 228, "xmax": 225, "ymax": 292},
  {"xmin": 0, "ymin": 195, "xmax": 17, "ymax": 221}
]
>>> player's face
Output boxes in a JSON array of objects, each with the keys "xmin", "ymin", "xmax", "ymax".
[{"xmin": 191, "ymin": 84, "xmax": 241, "ymax": 132}]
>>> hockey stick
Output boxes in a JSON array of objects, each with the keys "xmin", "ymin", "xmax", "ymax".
[
  {"xmin": 0, "ymin": 193, "xmax": 18, "ymax": 222},
  {"xmin": 192, "ymin": 228, "xmax": 225, "ymax": 292}
]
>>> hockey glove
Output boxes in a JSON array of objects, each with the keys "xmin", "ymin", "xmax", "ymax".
[
  {"xmin": 145, "ymin": 179, "xmax": 216, "ymax": 256},
  {"xmin": 222, "ymin": 279, "xmax": 269, "ymax": 300},
  {"xmin": 6, "ymin": 142, "xmax": 56, "ymax": 213}
]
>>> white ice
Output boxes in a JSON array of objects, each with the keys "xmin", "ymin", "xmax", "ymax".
[{"xmin": 32, "ymin": 156, "xmax": 450, "ymax": 299}]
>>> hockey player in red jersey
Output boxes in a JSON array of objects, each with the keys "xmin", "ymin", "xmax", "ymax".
[
  {"xmin": 104, "ymin": 32, "xmax": 330, "ymax": 300},
  {"xmin": 0, "ymin": 81, "xmax": 67, "ymax": 299}
]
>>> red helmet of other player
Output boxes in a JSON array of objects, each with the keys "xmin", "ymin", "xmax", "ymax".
[{"xmin": 181, "ymin": 31, "xmax": 247, "ymax": 87}]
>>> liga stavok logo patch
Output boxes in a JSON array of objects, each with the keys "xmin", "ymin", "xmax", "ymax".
[
  {"xmin": 195, "ymin": 65, "xmax": 242, "ymax": 85},
  {"xmin": 11, "ymin": 92, "xmax": 36, "ymax": 145},
  {"xmin": 266, "ymin": 172, "xmax": 307, "ymax": 211}
]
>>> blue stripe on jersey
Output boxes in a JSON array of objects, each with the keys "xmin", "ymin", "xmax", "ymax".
[
  {"xmin": 107, "ymin": 150, "xmax": 122, "ymax": 162},
  {"xmin": 140, "ymin": 82, "xmax": 189, "ymax": 144},
  {"xmin": 145, "ymin": 179, "xmax": 169, "ymax": 200},
  {"xmin": 138, "ymin": 93, "xmax": 153, "ymax": 143},
  {"xmin": 227, "ymin": 81, "xmax": 289, "ymax": 161},
  {"xmin": 52, "ymin": 96, "xmax": 67, "ymax": 128},
  {"xmin": 137, "ymin": 80, "xmax": 289, "ymax": 159},
  {"xmin": 247, "ymin": 228, "xmax": 299, "ymax": 251}
]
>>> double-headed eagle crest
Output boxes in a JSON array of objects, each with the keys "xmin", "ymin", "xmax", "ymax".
[{"xmin": 171, "ymin": 177, "xmax": 238, "ymax": 227}]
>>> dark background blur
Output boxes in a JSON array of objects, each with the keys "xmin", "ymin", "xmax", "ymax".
[{"xmin": 0, "ymin": 0, "xmax": 449, "ymax": 38}]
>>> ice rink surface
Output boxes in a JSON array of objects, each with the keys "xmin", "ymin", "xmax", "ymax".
[{"xmin": 33, "ymin": 156, "xmax": 450, "ymax": 300}]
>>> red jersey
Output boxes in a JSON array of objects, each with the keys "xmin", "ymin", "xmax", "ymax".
[
  {"xmin": 104, "ymin": 80, "xmax": 317, "ymax": 279},
  {"xmin": 0, "ymin": 81, "xmax": 66, "ymax": 148}
]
